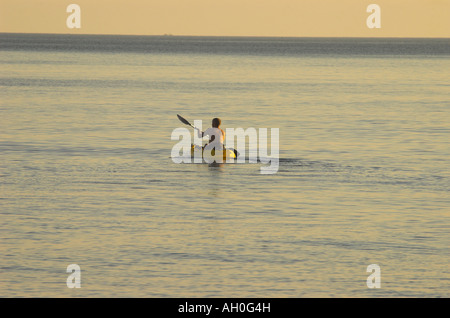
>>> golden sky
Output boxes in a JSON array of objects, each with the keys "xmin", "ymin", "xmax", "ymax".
[{"xmin": 0, "ymin": 0, "xmax": 449, "ymax": 37}]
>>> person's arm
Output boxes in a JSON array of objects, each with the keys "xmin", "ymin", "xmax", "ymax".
[{"xmin": 197, "ymin": 127, "xmax": 204, "ymax": 138}]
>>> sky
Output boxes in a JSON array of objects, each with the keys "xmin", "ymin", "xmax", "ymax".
[{"xmin": 0, "ymin": 0, "xmax": 449, "ymax": 37}]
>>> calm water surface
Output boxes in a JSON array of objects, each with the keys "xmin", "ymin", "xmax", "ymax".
[{"xmin": 0, "ymin": 34, "xmax": 449, "ymax": 297}]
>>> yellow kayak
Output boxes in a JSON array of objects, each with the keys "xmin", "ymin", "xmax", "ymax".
[{"xmin": 191, "ymin": 145, "xmax": 236, "ymax": 162}]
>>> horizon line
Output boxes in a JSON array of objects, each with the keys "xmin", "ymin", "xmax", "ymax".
[{"xmin": 1, "ymin": 31, "xmax": 449, "ymax": 40}]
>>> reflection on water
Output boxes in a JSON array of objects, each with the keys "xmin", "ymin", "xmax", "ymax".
[
  {"xmin": 1, "ymin": 35, "xmax": 449, "ymax": 297},
  {"xmin": 207, "ymin": 163, "xmax": 224, "ymax": 197}
]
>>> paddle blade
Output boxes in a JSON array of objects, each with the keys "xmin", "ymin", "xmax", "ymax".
[{"xmin": 177, "ymin": 114, "xmax": 193, "ymax": 127}]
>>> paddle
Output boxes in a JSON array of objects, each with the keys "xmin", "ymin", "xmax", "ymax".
[
  {"xmin": 177, "ymin": 114, "xmax": 199, "ymax": 130},
  {"xmin": 176, "ymin": 114, "xmax": 239, "ymax": 158}
]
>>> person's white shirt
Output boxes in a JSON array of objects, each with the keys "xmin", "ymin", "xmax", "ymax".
[{"xmin": 198, "ymin": 127, "xmax": 224, "ymax": 146}]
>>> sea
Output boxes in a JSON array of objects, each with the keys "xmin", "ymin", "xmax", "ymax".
[{"xmin": 0, "ymin": 33, "xmax": 449, "ymax": 297}]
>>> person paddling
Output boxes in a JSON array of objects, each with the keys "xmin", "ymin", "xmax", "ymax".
[
  {"xmin": 176, "ymin": 114, "xmax": 238, "ymax": 158},
  {"xmin": 198, "ymin": 117, "xmax": 225, "ymax": 149}
]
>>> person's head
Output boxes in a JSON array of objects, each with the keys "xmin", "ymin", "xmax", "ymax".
[{"xmin": 212, "ymin": 118, "xmax": 221, "ymax": 128}]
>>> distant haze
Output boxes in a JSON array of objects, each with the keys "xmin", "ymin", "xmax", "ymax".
[{"xmin": 0, "ymin": 0, "xmax": 449, "ymax": 37}]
